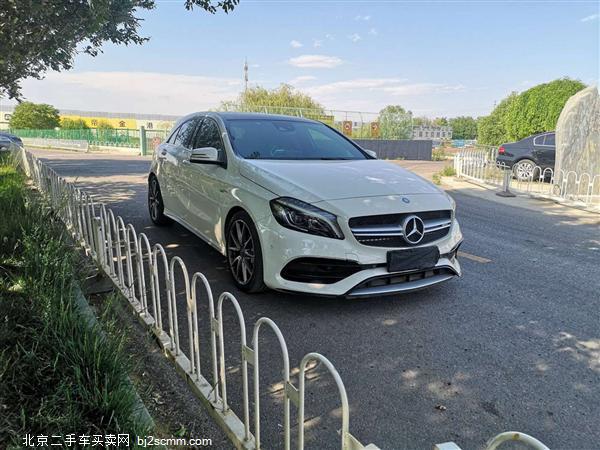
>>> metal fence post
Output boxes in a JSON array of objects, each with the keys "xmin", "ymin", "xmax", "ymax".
[
  {"xmin": 139, "ymin": 126, "xmax": 147, "ymax": 156},
  {"xmin": 496, "ymin": 167, "xmax": 516, "ymax": 198}
]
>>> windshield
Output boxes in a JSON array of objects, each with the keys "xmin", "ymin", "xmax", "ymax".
[{"xmin": 224, "ymin": 119, "xmax": 367, "ymax": 160}]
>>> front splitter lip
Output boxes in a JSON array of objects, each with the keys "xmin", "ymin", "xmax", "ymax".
[
  {"xmin": 343, "ymin": 265, "xmax": 459, "ymax": 298},
  {"xmin": 270, "ymin": 260, "xmax": 461, "ymax": 299}
]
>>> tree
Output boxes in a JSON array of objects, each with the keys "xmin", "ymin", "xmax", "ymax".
[
  {"xmin": 477, "ymin": 78, "xmax": 586, "ymax": 145},
  {"xmin": 503, "ymin": 78, "xmax": 586, "ymax": 141},
  {"xmin": 378, "ymin": 105, "xmax": 413, "ymax": 140},
  {"xmin": 433, "ymin": 117, "xmax": 448, "ymax": 126},
  {"xmin": 413, "ymin": 117, "xmax": 432, "ymax": 127},
  {"xmin": 61, "ymin": 118, "xmax": 89, "ymax": 129},
  {"xmin": 448, "ymin": 116, "xmax": 477, "ymax": 140},
  {"xmin": 9, "ymin": 102, "xmax": 60, "ymax": 129},
  {"xmin": 96, "ymin": 120, "xmax": 115, "ymax": 130},
  {"xmin": 0, "ymin": 0, "xmax": 239, "ymax": 100},
  {"xmin": 477, "ymin": 93, "xmax": 518, "ymax": 145},
  {"xmin": 223, "ymin": 84, "xmax": 324, "ymax": 113}
]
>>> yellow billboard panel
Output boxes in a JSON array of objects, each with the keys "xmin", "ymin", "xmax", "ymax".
[{"xmin": 61, "ymin": 115, "xmax": 137, "ymax": 129}]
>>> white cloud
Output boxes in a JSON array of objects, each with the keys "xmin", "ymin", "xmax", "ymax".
[
  {"xmin": 288, "ymin": 75, "xmax": 317, "ymax": 85},
  {"xmin": 313, "ymin": 39, "xmax": 323, "ymax": 48},
  {"xmin": 369, "ymin": 28, "xmax": 378, "ymax": 36},
  {"xmin": 354, "ymin": 15, "xmax": 371, "ymax": 21},
  {"xmin": 348, "ymin": 33, "xmax": 362, "ymax": 43},
  {"xmin": 325, "ymin": 34, "xmax": 334, "ymax": 40},
  {"xmin": 20, "ymin": 71, "xmax": 242, "ymax": 115},
  {"xmin": 383, "ymin": 83, "xmax": 466, "ymax": 96},
  {"xmin": 581, "ymin": 13, "xmax": 599, "ymax": 22},
  {"xmin": 305, "ymin": 78, "xmax": 406, "ymax": 96},
  {"xmin": 288, "ymin": 54, "xmax": 343, "ymax": 68},
  {"xmin": 290, "ymin": 40, "xmax": 303, "ymax": 48},
  {"xmin": 302, "ymin": 78, "xmax": 466, "ymax": 112}
]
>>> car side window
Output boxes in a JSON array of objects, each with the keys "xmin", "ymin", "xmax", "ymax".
[
  {"xmin": 545, "ymin": 133, "xmax": 555, "ymax": 146},
  {"xmin": 166, "ymin": 125, "xmax": 182, "ymax": 144},
  {"xmin": 193, "ymin": 118, "xmax": 224, "ymax": 152},
  {"xmin": 173, "ymin": 119, "xmax": 197, "ymax": 149}
]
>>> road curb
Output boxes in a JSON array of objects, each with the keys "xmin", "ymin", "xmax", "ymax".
[{"xmin": 446, "ymin": 176, "xmax": 600, "ymax": 214}]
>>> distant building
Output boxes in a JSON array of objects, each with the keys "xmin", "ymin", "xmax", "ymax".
[{"xmin": 413, "ymin": 125, "xmax": 452, "ymax": 140}]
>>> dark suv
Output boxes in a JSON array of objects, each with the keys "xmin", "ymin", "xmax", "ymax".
[{"xmin": 496, "ymin": 132, "xmax": 555, "ymax": 180}]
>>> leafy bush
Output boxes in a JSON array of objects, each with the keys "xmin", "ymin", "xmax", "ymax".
[
  {"xmin": 96, "ymin": 120, "xmax": 115, "ymax": 130},
  {"xmin": 477, "ymin": 92, "xmax": 519, "ymax": 145},
  {"xmin": 477, "ymin": 78, "xmax": 586, "ymax": 145},
  {"xmin": 378, "ymin": 105, "xmax": 413, "ymax": 139},
  {"xmin": 8, "ymin": 102, "xmax": 60, "ymax": 129},
  {"xmin": 61, "ymin": 117, "xmax": 89, "ymax": 129},
  {"xmin": 432, "ymin": 148, "xmax": 447, "ymax": 161},
  {"xmin": 448, "ymin": 116, "xmax": 477, "ymax": 140},
  {"xmin": 441, "ymin": 165, "xmax": 456, "ymax": 177},
  {"xmin": 504, "ymin": 78, "xmax": 585, "ymax": 140},
  {"xmin": 223, "ymin": 84, "xmax": 324, "ymax": 112}
]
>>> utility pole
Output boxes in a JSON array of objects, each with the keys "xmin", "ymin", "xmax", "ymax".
[{"xmin": 244, "ymin": 58, "xmax": 249, "ymax": 93}]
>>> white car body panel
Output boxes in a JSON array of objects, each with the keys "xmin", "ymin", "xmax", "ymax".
[
  {"xmin": 239, "ymin": 159, "xmax": 440, "ymax": 203},
  {"xmin": 150, "ymin": 112, "xmax": 462, "ymax": 297}
]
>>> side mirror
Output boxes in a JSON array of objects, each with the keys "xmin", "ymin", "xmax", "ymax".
[
  {"xmin": 190, "ymin": 147, "xmax": 222, "ymax": 164},
  {"xmin": 364, "ymin": 149, "xmax": 377, "ymax": 159}
]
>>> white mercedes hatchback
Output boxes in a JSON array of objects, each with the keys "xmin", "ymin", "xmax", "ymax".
[{"xmin": 148, "ymin": 112, "xmax": 463, "ymax": 297}]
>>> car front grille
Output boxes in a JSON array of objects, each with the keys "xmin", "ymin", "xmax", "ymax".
[{"xmin": 349, "ymin": 210, "xmax": 452, "ymax": 248}]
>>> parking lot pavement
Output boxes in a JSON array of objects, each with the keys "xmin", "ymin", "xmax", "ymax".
[{"xmin": 29, "ymin": 148, "xmax": 600, "ymax": 450}]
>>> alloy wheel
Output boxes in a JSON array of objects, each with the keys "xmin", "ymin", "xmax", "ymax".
[
  {"xmin": 227, "ymin": 219, "xmax": 255, "ymax": 285},
  {"xmin": 148, "ymin": 178, "xmax": 160, "ymax": 221},
  {"xmin": 515, "ymin": 161, "xmax": 535, "ymax": 180}
]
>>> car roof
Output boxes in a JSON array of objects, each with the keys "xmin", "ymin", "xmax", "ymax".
[
  {"xmin": 217, "ymin": 112, "xmax": 317, "ymax": 123},
  {"xmin": 178, "ymin": 111, "xmax": 319, "ymax": 124}
]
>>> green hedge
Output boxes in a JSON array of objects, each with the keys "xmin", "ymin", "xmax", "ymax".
[{"xmin": 478, "ymin": 78, "xmax": 586, "ymax": 146}]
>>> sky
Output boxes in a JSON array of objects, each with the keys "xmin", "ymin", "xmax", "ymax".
[{"xmin": 12, "ymin": 0, "xmax": 600, "ymax": 118}]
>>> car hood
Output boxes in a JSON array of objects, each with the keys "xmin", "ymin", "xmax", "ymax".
[{"xmin": 239, "ymin": 159, "xmax": 441, "ymax": 203}]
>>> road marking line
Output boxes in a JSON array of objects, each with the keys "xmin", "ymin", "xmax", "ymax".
[{"xmin": 458, "ymin": 251, "xmax": 492, "ymax": 263}]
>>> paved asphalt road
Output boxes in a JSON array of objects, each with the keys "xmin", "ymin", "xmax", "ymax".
[{"xmin": 29, "ymin": 149, "xmax": 600, "ymax": 450}]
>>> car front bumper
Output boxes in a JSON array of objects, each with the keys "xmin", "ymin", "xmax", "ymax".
[{"xmin": 256, "ymin": 215, "xmax": 463, "ymax": 297}]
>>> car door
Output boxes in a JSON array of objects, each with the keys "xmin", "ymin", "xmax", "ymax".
[
  {"xmin": 532, "ymin": 132, "xmax": 555, "ymax": 169},
  {"xmin": 160, "ymin": 118, "xmax": 198, "ymax": 219},
  {"xmin": 154, "ymin": 125, "xmax": 182, "ymax": 209},
  {"xmin": 180, "ymin": 117, "xmax": 230, "ymax": 247}
]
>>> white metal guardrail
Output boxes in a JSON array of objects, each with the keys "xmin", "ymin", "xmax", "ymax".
[
  {"xmin": 21, "ymin": 137, "xmax": 90, "ymax": 152},
  {"xmin": 454, "ymin": 148, "xmax": 600, "ymax": 210},
  {"xmin": 19, "ymin": 149, "xmax": 379, "ymax": 450},
  {"xmin": 18, "ymin": 148, "xmax": 549, "ymax": 450}
]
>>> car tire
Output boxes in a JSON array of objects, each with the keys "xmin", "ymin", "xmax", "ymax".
[
  {"xmin": 226, "ymin": 210, "xmax": 266, "ymax": 293},
  {"xmin": 148, "ymin": 176, "xmax": 172, "ymax": 226},
  {"xmin": 512, "ymin": 159, "xmax": 539, "ymax": 181}
]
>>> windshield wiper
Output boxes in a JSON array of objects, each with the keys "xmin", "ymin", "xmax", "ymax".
[{"xmin": 318, "ymin": 157, "xmax": 354, "ymax": 160}]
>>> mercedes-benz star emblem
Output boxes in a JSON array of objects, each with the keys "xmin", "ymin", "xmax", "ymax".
[{"xmin": 402, "ymin": 215, "xmax": 425, "ymax": 245}]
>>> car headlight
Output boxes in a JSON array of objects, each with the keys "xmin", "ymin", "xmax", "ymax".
[
  {"xmin": 447, "ymin": 193, "xmax": 456, "ymax": 211},
  {"xmin": 269, "ymin": 197, "xmax": 344, "ymax": 239}
]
